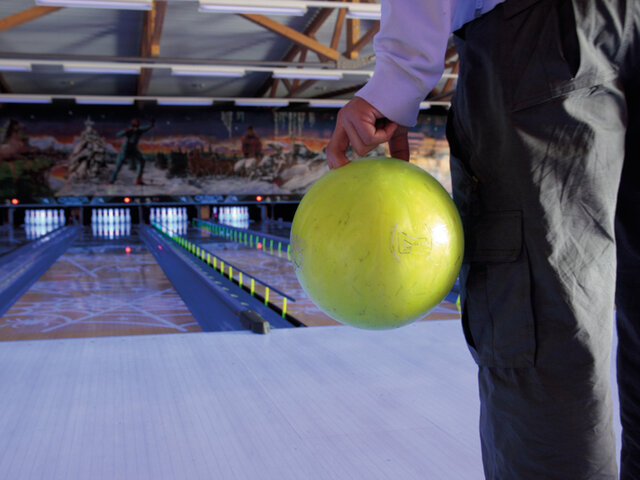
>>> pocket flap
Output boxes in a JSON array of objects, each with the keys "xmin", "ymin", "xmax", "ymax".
[{"xmin": 463, "ymin": 211, "xmax": 522, "ymax": 263}]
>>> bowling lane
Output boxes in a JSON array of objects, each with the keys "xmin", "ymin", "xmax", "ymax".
[
  {"xmin": 195, "ymin": 230, "xmax": 339, "ymax": 327},
  {"xmin": 248, "ymin": 220, "xmax": 293, "ymax": 239},
  {"xmin": 0, "ymin": 225, "xmax": 27, "ymax": 256},
  {"xmin": 0, "ymin": 209, "xmax": 68, "ymax": 256},
  {"xmin": 0, "ymin": 224, "xmax": 54, "ymax": 256},
  {"xmin": 0, "ymin": 226, "xmax": 201, "ymax": 341},
  {"xmin": 189, "ymin": 224, "xmax": 460, "ymax": 327}
]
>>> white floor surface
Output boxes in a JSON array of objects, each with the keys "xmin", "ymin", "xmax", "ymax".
[{"xmin": 0, "ymin": 320, "xmax": 622, "ymax": 480}]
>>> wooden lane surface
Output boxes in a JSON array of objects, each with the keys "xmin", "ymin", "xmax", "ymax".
[{"xmin": 0, "ymin": 244, "xmax": 201, "ymax": 341}]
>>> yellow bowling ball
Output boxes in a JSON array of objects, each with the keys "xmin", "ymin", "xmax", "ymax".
[{"xmin": 290, "ymin": 157, "xmax": 463, "ymax": 330}]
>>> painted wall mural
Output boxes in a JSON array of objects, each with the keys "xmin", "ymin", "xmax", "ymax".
[{"xmin": 0, "ymin": 105, "xmax": 450, "ymax": 199}]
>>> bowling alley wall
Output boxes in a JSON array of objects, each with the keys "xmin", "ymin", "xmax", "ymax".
[{"xmin": 0, "ymin": 104, "xmax": 449, "ymax": 200}]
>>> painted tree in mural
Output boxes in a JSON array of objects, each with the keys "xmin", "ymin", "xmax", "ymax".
[
  {"xmin": 220, "ymin": 111, "xmax": 234, "ymax": 138},
  {"xmin": 67, "ymin": 117, "xmax": 111, "ymax": 183}
]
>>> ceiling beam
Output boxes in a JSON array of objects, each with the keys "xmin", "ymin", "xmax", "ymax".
[
  {"xmin": 140, "ymin": 0, "xmax": 166, "ymax": 57},
  {"xmin": 280, "ymin": 78, "xmax": 294, "ymax": 92},
  {"xmin": 349, "ymin": 21, "xmax": 379, "ymax": 55},
  {"xmin": 289, "ymin": 79, "xmax": 317, "ymax": 97},
  {"xmin": 330, "ymin": 8, "xmax": 347, "ymax": 50},
  {"xmin": 0, "ymin": 6, "xmax": 62, "ymax": 33},
  {"xmin": 343, "ymin": 0, "xmax": 379, "ymax": 60},
  {"xmin": 290, "ymin": 49, "xmax": 308, "ymax": 92},
  {"xmin": 256, "ymin": 4, "xmax": 378, "ymax": 99},
  {"xmin": 270, "ymin": 8, "xmax": 334, "ymax": 64},
  {"xmin": 271, "ymin": 49, "xmax": 312, "ymax": 97},
  {"xmin": 0, "ymin": 6, "xmax": 62, "ymax": 96},
  {"xmin": 260, "ymin": 8, "xmax": 335, "ymax": 97},
  {"xmin": 138, "ymin": 1, "xmax": 167, "ymax": 97},
  {"xmin": 269, "ymin": 78, "xmax": 281, "ymax": 98},
  {"xmin": 345, "ymin": 17, "xmax": 360, "ymax": 59},
  {"xmin": 306, "ymin": 8, "xmax": 336, "ymax": 38},
  {"xmin": 240, "ymin": 14, "xmax": 340, "ymax": 61}
]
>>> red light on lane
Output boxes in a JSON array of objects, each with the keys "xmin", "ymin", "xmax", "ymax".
[
  {"xmin": 125, "ymin": 246, "xmax": 132, "ymax": 254},
  {"xmin": 256, "ymin": 195, "xmax": 263, "ymax": 202},
  {"xmin": 124, "ymin": 197, "xmax": 131, "ymax": 204},
  {"xmin": 158, "ymin": 245, "xmax": 163, "ymax": 250},
  {"xmin": 11, "ymin": 198, "xmax": 19, "ymax": 205},
  {"xmin": 257, "ymin": 242, "xmax": 263, "ymax": 250}
]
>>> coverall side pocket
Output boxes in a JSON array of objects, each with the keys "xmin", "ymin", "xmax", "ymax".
[{"xmin": 462, "ymin": 212, "xmax": 537, "ymax": 368}]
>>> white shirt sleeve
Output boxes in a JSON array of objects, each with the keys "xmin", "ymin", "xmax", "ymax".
[{"xmin": 356, "ymin": 0, "xmax": 483, "ymax": 127}]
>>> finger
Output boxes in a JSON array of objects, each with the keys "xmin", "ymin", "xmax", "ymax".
[
  {"xmin": 326, "ymin": 122, "xmax": 352, "ymax": 169},
  {"xmin": 388, "ymin": 127, "xmax": 410, "ymax": 161},
  {"xmin": 351, "ymin": 116, "xmax": 397, "ymax": 150},
  {"xmin": 345, "ymin": 116, "xmax": 398, "ymax": 157},
  {"xmin": 381, "ymin": 121, "xmax": 399, "ymax": 142},
  {"xmin": 342, "ymin": 119, "xmax": 371, "ymax": 157}
]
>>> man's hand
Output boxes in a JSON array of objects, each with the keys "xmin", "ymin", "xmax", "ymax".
[{"xmin": 326, "ymin": 96, "xmax": 410, "ymax": 169}]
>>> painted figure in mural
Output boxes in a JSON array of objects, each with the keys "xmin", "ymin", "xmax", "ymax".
[
  {"xmin": 327, "ymin": 1, "xmax": 639, "ymax": 479},
  {"xmin": 234, "ymin": 125, "xmax": 263, "ymax": 177},
  {"xmin": 108, "ymin": 117, "xmax": 155, "ymax": 185},
  {"xmin": 241, "ymin": 125, "xmax": 262, "ymax": 160}
]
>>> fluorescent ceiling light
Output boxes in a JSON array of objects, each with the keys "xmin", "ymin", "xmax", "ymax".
[
  {"xmin": 63, "ymin": 62, "xmax": 141, "ymax": 75},
  {"xmin": 346, "ymin": 4, "xmax": 381, "ymax": 20},
  {"xmin": 76, "ymin": 96, "xmax": 135, "ymax": 105},
  {"xmin": 342, "ymin": 70, "xmax": 374, "ymax": 78},
  {"xmin": 272, "ymin": 68, "xmax": 343, "ymax": 81},
  {"xmin": 199, "ymin": 0, "xmax": 307, "ymax": 16},
  {"xmin": 36, "ymin": 0, "xmax": 152, "ymax": 10},
  {"xmin": 156, "ymin": 97, "xmax": 213, "ymax": 106},
  {"xmin": 309, "ymin": 99, "xmax": 348, "ymax": 108},
  {"xmin": 0, "ymin": 95, "xmax": 51, "ymax": 104},
  {"xmin": 170, "ymin": 66, "xmax": 246, "ymax": 78},
  {"xmin": 235, "ymin": 98, "xmax": 290, "ymax": 107},
  {"xmin": 0, "ymin": 60, "xmax": 31, "ymax": 72}
]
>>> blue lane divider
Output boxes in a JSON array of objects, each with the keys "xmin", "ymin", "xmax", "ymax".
[
  {"xmin": 150, "ymin": 223, "xmax": 301, "ymax": 328},
  {"xmin": 0, "ymin": 225, "xmax": 79, "ymax": 317}
]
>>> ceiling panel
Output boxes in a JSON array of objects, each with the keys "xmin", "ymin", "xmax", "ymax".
[{"xmin": 0, "ymin": 1, "xmax": 455, "ymax": 109}]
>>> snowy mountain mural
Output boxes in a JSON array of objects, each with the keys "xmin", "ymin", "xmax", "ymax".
[{"xmin": 0, "ymin": 105, "xmax": 450, "ymax": 199}]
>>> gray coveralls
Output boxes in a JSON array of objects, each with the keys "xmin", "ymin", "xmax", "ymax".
[{"xmin": 447, "ymin": 0, "xmax": 639, "ymax": 478}]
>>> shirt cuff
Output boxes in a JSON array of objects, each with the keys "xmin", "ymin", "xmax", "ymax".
[{"xmin": 356, "ymin": 58, "xmax": 443, "ymax": 127}]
